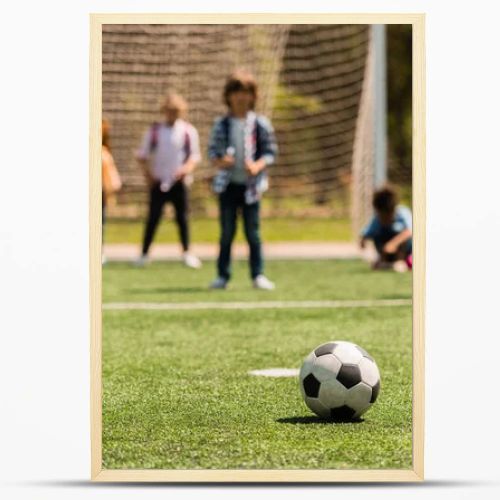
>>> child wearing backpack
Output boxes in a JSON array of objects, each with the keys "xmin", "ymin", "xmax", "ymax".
[
  {"xmin": 135, "ymin": 93, "xmax": 202, "ymax": 268},
  {"xmin": 208, "ymin": 70, "xmax": 278, "ymax": 289}
]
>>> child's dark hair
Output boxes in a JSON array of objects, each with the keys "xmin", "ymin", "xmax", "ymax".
[
  {"xmin": 373, "ymin": 185, "xmax": 399, "ymax": 213},
  {"xmin": 223, "ymin": 69, "xmax": 258, "ymax": 109}
]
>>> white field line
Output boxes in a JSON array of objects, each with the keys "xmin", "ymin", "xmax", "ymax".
[{"xmin": 103, "ymin": 298, "xmax": 412, "ymax": 311}]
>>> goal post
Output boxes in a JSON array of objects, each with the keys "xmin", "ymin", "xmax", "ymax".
[{"xmin": 351, "ymin": 24, "xmax": 387, "ymax": 237}]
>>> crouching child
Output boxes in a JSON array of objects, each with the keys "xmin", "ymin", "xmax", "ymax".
[{"xmin": 360, "ymin": 185, "xmax": 412, "ymax": 271}]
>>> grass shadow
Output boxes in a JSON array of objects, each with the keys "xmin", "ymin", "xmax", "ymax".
[
  {"xmin": 277, "ymin": 416, "xmax": 364, "ymax": 425},
  {"xmin": 126, "ymin": 287, "xmax": 208, "ymax": 295},
  {"xmin": 378, "ymin": 294, "xmax": 412, "ymax": 300}
]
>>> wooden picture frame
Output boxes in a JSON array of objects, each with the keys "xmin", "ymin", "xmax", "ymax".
[{"xmin": 90, "ymin": 12, "xmax": 425, "ymax": 482}]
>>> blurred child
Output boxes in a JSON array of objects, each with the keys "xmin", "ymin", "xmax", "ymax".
[
  {"xmin": 208, "ymin": 70, "xmax": 278, "ymax": 289},
  {"xmin": 360, "ymin": 185, "xmax": 412, "ymax": 271},
  {"xmin": 102, "ymin": 119, "xmax": 122, "ymax": 263},
  {"xmin": 135, "ymin": 93, "xmax": 202, "ymax": 268}
]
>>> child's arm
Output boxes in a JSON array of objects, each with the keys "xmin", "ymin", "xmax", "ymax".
[
  {"xmin": 360, "ymin": 217, "xmax": 377, "ymax": 248},
  {"xmin": 208, "ymin": 118, "xmax": 235, "ymax": 169},
  {"xmin": 137, "ymin": 158, "xmax": 154, "ymax": 186},
  {"xmin": 383, "ymin": 228, "xmax": 412, "ymax": 254},
  {"xmin": 384, "ymin": 206, "xmax": 412, "ymax": 254},
  {"xmin": 135, "ymin": 129, "xmax": 155, "ymax": 187},
  {"xmin": 102, "ymin": 148, "xmax": 122, "ymax": 195},
  {"xmin": 212, "ymin": 156, "xmax": 235, "ymax": 169},
  {"xmin": 176, "ymin": 126, "xmax": 202, "ymax": 179},
  {"xmin": 246, "ymin": 116, "xmax": 277, "ymax": 176},
  {"xmin": 175, "ymin": 157, "xmax": 197, "ymax": 180},
  {"xmin": 245, "ymin": 157, "xmax": 266, "ymax": 176}
]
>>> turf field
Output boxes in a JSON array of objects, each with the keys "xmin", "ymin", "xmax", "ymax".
[
  {"xmin": 104, "ymin": 217, "xmax": 352, "ymax": 244},
  {"xmin": 102, "ymin": 259, "xmax": 412, "ymax": 470}
]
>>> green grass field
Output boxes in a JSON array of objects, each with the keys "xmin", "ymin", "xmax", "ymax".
[
  {"xmin": 104, "ymin": 184, "xmax": 412, "ymax": 244},
  {"xmin": 104, "ymin": 217, "xmax": 352, "ymax": 244},
  {"xmin": 102, "ymin": 259, "xmax": 412, "ymax": 470}
]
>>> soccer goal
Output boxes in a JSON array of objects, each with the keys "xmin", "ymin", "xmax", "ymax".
[{"xmin": 102, "ymin": 24, "xmax": 387, "ymax": 236}]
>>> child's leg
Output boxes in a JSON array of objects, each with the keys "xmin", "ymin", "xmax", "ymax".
[
  {"xmin": 373, "ymin": 239, "xmax": 411, "ymax": 271},
  {"xmin": 242, "ymin": 201, "xmax": 262, "ymax": 279},
  {"xmin": 217, "ymin": 187, "xmax": 238, "ymax": 281},
  {"xmin": 393, "ymin": 242, "xmax": 412, "ymax": 272},
  {"xmin": 141, "ymin": 183, "xmax": 165, "ymax": 256},
  {"xmin": 369, "ymin": 238, "xmax": 390, "ymax": 269},
  {"xmin": 170, "ymin": 181, "xmax": 190, "ymax": 252}
]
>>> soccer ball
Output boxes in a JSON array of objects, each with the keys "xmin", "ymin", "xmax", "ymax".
[{"xmin": 299, "ymin": 341, "xmax": 381, "ymax": 420}]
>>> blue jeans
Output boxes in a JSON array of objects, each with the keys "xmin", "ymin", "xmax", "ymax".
[{"xmin": 217, "ymin": 183, "xmax": 263, "ymax": 281}]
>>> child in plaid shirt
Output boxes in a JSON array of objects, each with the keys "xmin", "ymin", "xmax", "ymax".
[{"xmin": 208, "ymin": 70, "xmax": 278, "ymax": 290}]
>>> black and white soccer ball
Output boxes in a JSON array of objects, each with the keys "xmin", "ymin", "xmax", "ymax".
[{"xmin": 299, "ymin": 341, "xmax": 381, "ymax": 420}]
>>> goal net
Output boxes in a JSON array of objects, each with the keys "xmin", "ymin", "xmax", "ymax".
[{"xmin": 102, "ymin": 24, "xmax": 379, "ymax": 236}]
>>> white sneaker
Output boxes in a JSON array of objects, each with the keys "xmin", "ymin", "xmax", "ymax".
[
  {"xmin": 209, "ymin": 276, "xmax": 228, "ymax": 289},
  {"xmin": 183, "ymin": 252, "xmax": 202, "ymax": 269},
  {"xmin": 133, "ymin": 255, "xmax": 150, "ymax": 267},
  {"xmin": 393, "ymin": 260, "xmax": 408, "ymax": 273},
  {"xmin": 253, "ymin": 275, "xmax": 275, "ymax": 290}
]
